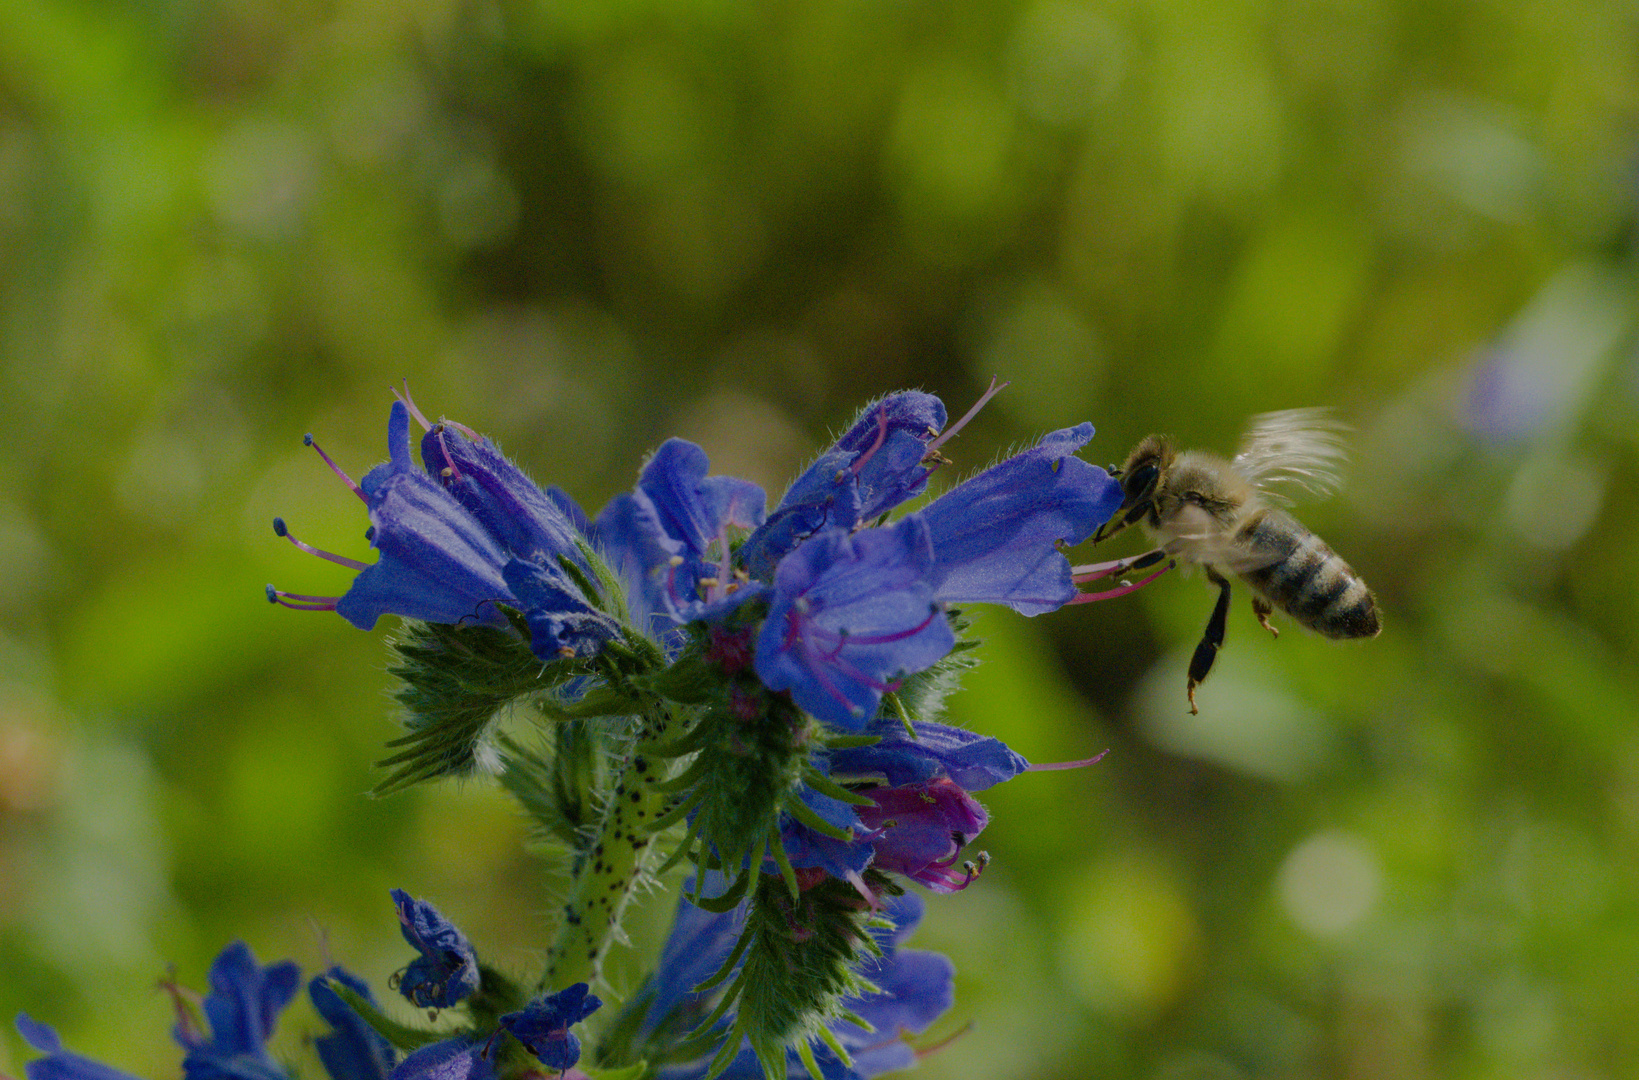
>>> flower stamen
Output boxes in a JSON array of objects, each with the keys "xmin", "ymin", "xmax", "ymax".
[
  {"xmin": 1028, "ymin": 749, "xmax": 1109, "ymax": 771},
  {"xmin": 392, "ymin": 380, "xmax": 434, "ymax": 432},
  {"xmin": 1067, "ymin": 559, "xmax": 1175, "ymax": 604},
  {"xmin": 303, "ymin": 433, "xmax": 367, "ymax": 504},
  {"xmin": 849, "ymin": 402, "xmax": 891, "ymax": 477},
  {"xmin": 272, "ymin": 518, "xmax": 370, "ymax": 572},
  {"xmin": 923, "ymin": 375, "xmax": 1009, "ymax": 459},
  {"xmin": 265, "ymin": 584, "xmax": 340, "ymax": 611}
]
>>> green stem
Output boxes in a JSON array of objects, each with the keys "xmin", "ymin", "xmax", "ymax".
[{"xmin": 540, "ymin": 703, "xmax": 679, "ymax": 991}]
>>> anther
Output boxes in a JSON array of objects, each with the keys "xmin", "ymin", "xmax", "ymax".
[
  {"xmin": 265, "ymin": 585, "xmax": 340, "ymax": 612},
  {"xmin": 434, "ymin": 423, "xmax": 464, "ymax": 482}
]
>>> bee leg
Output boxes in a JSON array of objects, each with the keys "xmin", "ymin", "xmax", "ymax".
[
  {"xmin": 1186, "ymin": 568, "xmax": 1232, "ymax": 715},
  {"xmin": 1252, "ymin": 596, "xmax": 1279, "ymax": 638}
]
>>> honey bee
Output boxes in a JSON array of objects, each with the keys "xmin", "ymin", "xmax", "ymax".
[{"xmin": 1093, "ymin": 409, "xmax": 1380, "ymax": 713}]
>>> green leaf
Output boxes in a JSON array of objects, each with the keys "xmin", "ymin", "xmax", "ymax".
[{"xmin": 325, "ymin": 979, "xmax": 447, "ymax": 1054}]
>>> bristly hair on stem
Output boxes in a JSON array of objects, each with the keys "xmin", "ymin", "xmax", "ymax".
[{"xmin": 374, "ymin": 615, "xmax": 582, "ymax": 796}]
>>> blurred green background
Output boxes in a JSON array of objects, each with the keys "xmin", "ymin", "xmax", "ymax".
[{"xmin": 3, "ymin": 0, "xmax": 1638, "ymax": 1076}]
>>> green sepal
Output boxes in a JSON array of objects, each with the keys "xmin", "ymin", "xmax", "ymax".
[
  {"xmin": 797, "ymin": 1037, "xmax": 829, "ymax": 1080},
  {"xmin": 374, "ymin": 618, "xmax": 576, "ymax": 796},
  {"xmin": 691, "ymin": 867, "xmax": 752, "ymax": 913},
  {"xmin": 324, "ymin": 978, "xmax": 447, "ymax": 1054},
  {"xmin": 882, "ymin": 690, "xmax": 915, "ymax": 737},
  {"xmin": 647, "ymin": 793, "xmax": 701, "ymax": 838},
  {"xmin": 464, "ymin": 963, "xmax": 529, "ymax": 1028},
  {"xmin": 497, "ymin": 724, "xmax": 608, "ymax": 849},
  {"xmin": 535, "ymin": 685, "xmax": 648, "ymax": 721},
  {"xmin": 820, "ymin": 733, "xmax": 883, "ymax": 750},
  {"xmin": 797, "ymin": 765, "xmax": 873, "ymax": 808},
  {"xmin": 814, "ymin": 1025, "xmax": 853, "ymax": 1070},
  {"xmin": 635, "ymin": 649, "xmax": 720, "ymax": 705},
  {"xmin": 582, "ymin": 1065, "xmax": 649, "ymax": 1080},
  {"xmin": 766, "ymin": 829, "xmax": 801, "ymax": 899},
  {"xmin": 652, "ymin": 752, "xmax": 714, "ymax": 795},
  {"xmin": 780, "ymin": 790, "xmax": 853, "ymax": 841}
]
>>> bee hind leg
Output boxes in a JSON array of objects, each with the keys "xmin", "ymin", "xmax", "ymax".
[
  {"xmin": 1186, "ymin": 569, "xmax": 1232, "ymax": 715},
  {"xmin": 1252, "ymin": 596, "xmax": 1279, "ymax": 638}
]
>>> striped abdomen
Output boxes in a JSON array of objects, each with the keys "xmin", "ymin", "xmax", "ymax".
[{"xmin": 1236, "ymin": 509, "xmax": 1379, "ymax": 639}]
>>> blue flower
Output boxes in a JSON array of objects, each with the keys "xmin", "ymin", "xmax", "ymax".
[
  {"xmin": 13, "ymin": 1014, "xmax": 144, "ymax": 1080},
  {"xmin": 391, "ymin": 889, "xmax": 480, "ymax": 1009},
  {"xmin": 592, "ymin": 439, "xmax": 767, "ymax": 633},
  {"xmin": 17, "ymin": 944, "xmax": 301, "ymax": 1080},
  {"xmin": 497, "ymin": 983, "xmax": 603, "ymax": 1071},
  {"xmin": 753, "ymin": 518, "xmax": 955, "ymax": 729},
  {"xmin": 271, "ymin": 399, "xmax": 617, "ymax": 662},
  {"xmin": 826, "ymin": 717, "xmax": 1029, "ymax": 792},
  {"xmin": 385, "ymin": 1039, "xmax": 495, "ymax": 1080},
  {"xmin": 176, "ymin": 941, "xmax": 303, "ymax": 1080},
  {"xmin": 650, "ymin": 892, "xmax": 953, "ymax": 1080},
  {"xmin": 740, "ymin": 393, "xmax": 947, "ymax": 579},
  {"xmin": 912, "ymin": 423, "xmax": 1122, "ymax": 615},
  {"xmin": 337, "ymin": 402, "xmax": 522, "ymax": 632},
  {"xmin": 310, "ymin": 968, "xmax": 397, "ymax": 1080}
]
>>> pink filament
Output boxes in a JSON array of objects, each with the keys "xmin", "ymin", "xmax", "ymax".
[
  {"xmin": 1066, "ymin": 559, "xmax": 1174, "ymax": 604},
  {"xmin": 850, "ymin": 403, "xmax": 891, "ymax": 477},
  {"xmin": 1028, "ymin": 749, "xmax": 1110, "ymax": 771},
  {"xmin": 277, "ymin": 524, "xmax": 370, "ymax": 573},
  {"xmin": 393, "ymin": 380, "xmax": 434, "ymax": 432},
  {"xmin": 923, "ymin": 375, "xmax": 1009, "ymax": 457},
  {"xmin": 268, "ymin": 588, "xmax": 339, "ymax": 611},
  {"xmin": 305, "ymin": 434, "xmax": 367, "ymax": 504},
  {"xmin": 1070, "ymin": 549, "xmax": 1166, "ymax": 584}
]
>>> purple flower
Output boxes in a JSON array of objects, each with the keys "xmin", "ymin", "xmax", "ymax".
[
  {"xmin": 497, "ymin": 983, "xmax": 603, "ymax": 1071},
  {"xmin": 854, "ymin": 780, "xmax": 988, "ymax": 893},
  {"xmin": 391, "ymin": 889, "xmax": 480, "ymax": 1009},
  {"xmin": 13, "ymin": 1015, "xmax": 144, "ymax": 1080},
  {"xmin": 652, "ymin": 892, "xmax": 953, "ymax": 1080},
  {"xmin": 753, "ymin": 518, "xmax": 955, "ymax": 729},
  {"xmin": 780, "ymin": 719, "xmax": 1039, "ymax": 893},
  {"xmin": 310, "ymin": 968, "xmax": 397, "ymax": 1080},
  {"xmin": 826, "ymin": 717, "xmax": 1029, "ymax": 792},
  {"xmin": 416, "ymin": 420, "xmax": 586, "ymax": 567},
  {"xmin": 912, "ymin": 423, "xmax": 1122, "ymax": 615},
  {"xmin": 740, "ymin": 393, "xmax": 947, "ymax": 579}
]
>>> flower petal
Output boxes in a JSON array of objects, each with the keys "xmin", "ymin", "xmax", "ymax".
[{"xmin": 916, "ymin": 423, "xmax": 1121, "ymax": 615}]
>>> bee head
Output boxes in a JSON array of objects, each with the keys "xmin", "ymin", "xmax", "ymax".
[{"xmin": 1094, "ymin": 435, "xmax": 1173, "ymax": 543}]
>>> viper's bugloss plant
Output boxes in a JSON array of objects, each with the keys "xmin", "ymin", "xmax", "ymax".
[{"xmin": 19, "ymin": 384, "xmax": 1157, "ymax": 1080}]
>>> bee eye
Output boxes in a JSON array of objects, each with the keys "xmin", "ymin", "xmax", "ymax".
[{"xmin": 1123, "ymin": 462, "xmax": 1160, "ymax": 504}]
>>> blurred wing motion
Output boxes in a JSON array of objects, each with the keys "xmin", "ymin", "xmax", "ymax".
[{"xmin": 1231, "ymin": 408, "xmax": 1349, "ymax": 505}]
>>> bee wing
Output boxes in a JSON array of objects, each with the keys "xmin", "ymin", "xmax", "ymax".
[
  {"xmin": 1163, "ymin": 512, "xmax": 1285, "ymax": 575},
  {"xmin": 1231, "ymin": 408, "xmax": 1348, "ymax": 505}
]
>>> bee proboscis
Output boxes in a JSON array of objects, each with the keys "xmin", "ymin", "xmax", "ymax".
[{"xmin": 1093, "ymin": 408, "xmax": 1380, "ymax": 713}]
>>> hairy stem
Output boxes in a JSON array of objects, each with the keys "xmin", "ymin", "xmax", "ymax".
[{"xmin": 541, "ymin": 703, "xmax": 680, "ymax": 991}]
